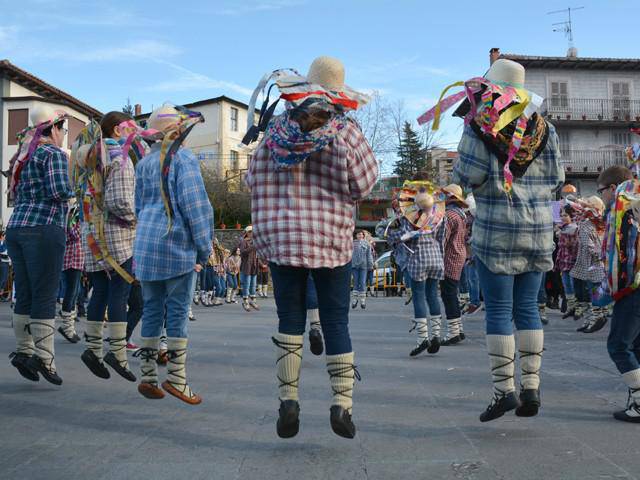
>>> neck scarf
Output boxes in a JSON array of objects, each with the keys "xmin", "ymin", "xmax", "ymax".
[{"xmin": 264, "ymin": 112, "xmax": 346, "ymax": 167}]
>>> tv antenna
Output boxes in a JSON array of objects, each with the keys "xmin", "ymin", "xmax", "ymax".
[{"xmin": 548, "ymin": 6, "xmax": 584, "ymax": 49}]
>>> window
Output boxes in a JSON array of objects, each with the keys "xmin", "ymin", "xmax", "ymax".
[
  {"xmin": 550, "ymin": 81, "xmax": 569, "ymax": 110},
  {"xmin": 611, "ymin": 82, "xmax": 631, "ymax": 117},
  {"xmin": 230, "ymin": 107, "xmax": 239, "ymax": 132},
  {"xmin": 557, "ymin": 130, "xmax": 571, "ymax": 157},
  {"xmin": 230, "ymin": 150, "xmax": 239, "ymax": 171},
  {"xmin": 8, "ymin": 109, "xmax": 28, "ymax": 145},
  {"xmin": 612, "ymin": 130, "xmax": 631, "ymax": 163}
]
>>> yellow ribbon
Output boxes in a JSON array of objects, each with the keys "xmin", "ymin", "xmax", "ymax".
[{"xmin": 432, "ymin": 81, "xmax": 465, "ymax": 131}]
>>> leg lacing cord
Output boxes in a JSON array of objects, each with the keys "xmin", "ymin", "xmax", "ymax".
[
  {"xmin": 165, "ymin": 348, "xmax": 194, "ymax": 397},
  {"xmin": 310, "ymin": 319, "xmax": 321, "ymax": 331},
  {"xmin": 327, "ymin": 361, "xmax": 362, "ymax": 403},
  {"xmin": 627, "ymin": 387, "xmax": 640, "ymax": 409},
  {"xmin": 27, "ymin": 322, "xmax": 55, "ymax": 372},
  {"xmin": 430, "ymin": 316, "xmax": 442, "ymax": 338},
  {"xmin": 409, "ymin": 320, "xmax": 428, "ymax": 340},
  {"xmin": 272, "ymin": 336, "xmax": 303, "ymax": 391},
  {"xmin": 488, "ymin": 352, "xmax": 515, "ymax": 399},
  {"xmin": 109, "ymin": 336, "xmax": 128, "ymax": 368},
  {"xmin": 519, "ymin": 348, "xmax": 544, "ymax": 382},
  {"xmin": 133, "ymin": 348, "xmax": 158, "ymax": 383}
]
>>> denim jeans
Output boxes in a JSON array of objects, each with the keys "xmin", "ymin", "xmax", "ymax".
[
  {"xmin": 440, "ymin": 277, "xmax": 461, "ymax": 319},
  {"xmin": 561, "ymin": 271, "xmax": 575, "ymax": 296},
  {"xmin": 6, "ymin": 225, "xmax": 65, "ymax": 319},
  {"xmin": 213, "ymin": 272, "xmax": 226, "ymax": 297},
  {"xmin": 204, "ymin": 265, "xmax": 215, "ymax": 291},
  {"xmin": 306, "ymin": 274, "xmax": 318, "ymax": 310},
  {"xmin": 0, "ymin": 262, "xmax": 10, "ymax": 294},
  {"xmin": 226, "ymin": 273, "xmax": 238, "ymax": 290},
  {"xmin": 198, "ymin": 269, "xmax": 207, "ymax": 291},
  {"xmin": 140, "ymin": 271, "xmax": 196, "ymax": 338},
  {"xmin": 240, "ymin": 273, "xmax": 257, "ymax": 297},
  {"xmin": 88, "ymin": 258, "xmax": 133, "ymax": 324},
  {"xmin": 270, "ymin": 262, "xmax": 352, "ymax": 355},
  {"xmin": 466, "ymin": 262, "xmax": 481, "ymax": 305},
  {"xmin": 476, "ymin": 259, "xmax": 543, "ymax": 335},
  {"xmin": 537, "ymin": 272, "xmax": 547, "ymax": 304},
  {"xmin": 459, "ymin": 265, "xmax": 469, "ymax": 294},
  {"xmin": 607, "ymin": 289, "xmax": 640, "ymax": 374},
  {"xmin": 62, "ymin": 268, "xmax": 82, "ymax": 312},
  {"xmin": 573, "ymin": 277, "xmax": 596, "ymax": 303},
  {"xmin": 410, "ymin": 277, "xmax": 441, "ymax": 318},
  {"xmin": 352, "ymin": 267, "xmax": 367, "ymax": 293},
  {"xmin": 258, "ymin": 269, "xmax": 269, "ymax": 285},
  {"xmin": 126, "ymin": 282, "xmax": 143, "ymax": 342}
]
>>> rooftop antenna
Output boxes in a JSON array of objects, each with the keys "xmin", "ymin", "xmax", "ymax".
[{"xmin": 548, "ymin": 6, "xmax": 584, "ymax": 56}]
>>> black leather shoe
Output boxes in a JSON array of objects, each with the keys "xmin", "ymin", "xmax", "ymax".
[
  {"xmin": 409, "ymin": 339, "xmax": 430, "ymax": 357},
  {"xmin": 479, "ymin": 391, "xmax": 520, "ymax": 422},
  {"xmin": 9, "ymin": 352, "xmax": 39, "ymax": 382},
  {"xmin": 515, "ymin": 389, "xmax": 541, "ymax": 417},
  {"xmin": 277, "ymin": 400, "xmax": 300, "ymax": 438},
  {"xmin": 330, "ymin": 405, "xmax": 356, "ymax": 439},
  {"xmin": 26, "ymin": 355, "xmax": 62, "ymax": 385},
  {"xmin": 58, "ymin": 327, "xmax": 81, "ymax": 344},
  {"xmin": 81, "ymin": 349, "xmax": 110, "ymax": 379},
  {"xmin": 309, "ymin": 329, "xmax": 324, "ymax": 356},
  {"xmin": 459, "ymin": 332, "xmax": 466, "ymax": 340},
  {"xmin": 560, "ymin": 297, "xmax": 567, "ymax": 313},
  {"xmin": 427, "ymin": 337, "xmax": 441, "ymax": 354},
  {"xmin": 583, "ymin": 316, "xmax": 608, "ymax": 333},
  {"xmin": 104, "ymin": 352, "xmax": 136, "ymax": 382},
  {"xmin": 442, "ymin": 335, "xmax": 462, "ymax": 346},
  {"xmin": 562, "ymin": 309, "xmax": 575, "ymax": 320}
]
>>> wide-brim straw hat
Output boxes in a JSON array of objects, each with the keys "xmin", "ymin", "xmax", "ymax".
[
  {"xmin": 578, "ymin": 195, "xmax": 605, "ymax": 217},
  {"xmin": 442, "ymin": 184, "xmax": 468, "ymax": 207},
  {"xmin": 397, "ymin": 180, "xmax": 446, "ymax": 232},
  {"xmin": 485, "ymin": 59, "xmax": 526, "ymax": 88},
  {"xmin": 30, "ymin": 104, "xmax": 68, "ymax": 129},
  {"xmin": 244, "ymin": 225, "xmax": 253, "ymax": 233}
]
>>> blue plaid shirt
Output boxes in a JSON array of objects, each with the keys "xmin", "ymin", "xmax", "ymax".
[
  {"xmin": 387, "ymin": 217, "xmax": 445, "ymax": 282},
  {"xmin": 452, "ymin": 123, "xmax": 564, "ymax": 275},
  {"xmin": 134, "ymin": 145, "xmax": 213, "ymax": 281},
  {"xmin": 7, "ymin": 144, "xmax": 72, "ymax": 229}
]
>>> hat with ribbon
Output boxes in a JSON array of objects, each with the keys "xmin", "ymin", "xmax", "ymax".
[
  {"xmin": 397, "ymin": 180, "xmax": 446, "ymax": 232},
  {"xmin": 442, "ymin": 183, "xmax": 468, "ymax": 207},
  {"xmin": 417, "ymin": 59, "xmax": 547, "ymax": 197}
]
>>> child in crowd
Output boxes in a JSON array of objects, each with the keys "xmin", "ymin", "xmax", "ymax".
[{"xmin": 555, "ymin": 205, "xmax": 579, "ymax": 319}]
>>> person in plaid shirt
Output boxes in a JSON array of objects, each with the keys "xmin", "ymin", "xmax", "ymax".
[
  {"xmin": 58, "ymin": 200, "xmax": 83, "ymax": 344},
  {"xmin": 555, "ymin": 205, "xmax": 579, "ymax": 319},
  {"xmin": 6, "ymin": 105, "xmax": 73, "ymax": 386},
  {"xmin": 450, "ymin": 59, "xmax": 564, "ymax": 422},
  {"xmin": 440, "ymin": 184, "xmax": 468, "ymax": 346},
  {"xmin": 245, "ymin": 57, "xmax": 377, "ymax": 439}
]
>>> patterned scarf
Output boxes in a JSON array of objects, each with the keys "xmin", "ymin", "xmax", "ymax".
[{"xmin": 265, "ymin": 112, "xmax": 346, "ymax": 167}]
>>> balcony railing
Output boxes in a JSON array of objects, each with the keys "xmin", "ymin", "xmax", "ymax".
[
  {"xmin": 561, "ymin": 149, "xmax": 626, "ymax": 173},
  {"xmin": 547, "ymin": 98, "xmax": 640, "ymax": 122}
]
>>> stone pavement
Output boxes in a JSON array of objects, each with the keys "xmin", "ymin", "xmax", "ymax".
[{"xmin": 0, "ymin": 297, "xmax": 638, "ymax": 480}]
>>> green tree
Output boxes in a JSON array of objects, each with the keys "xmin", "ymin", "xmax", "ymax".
[
  {"xmin": 122, "ymin": 97, "xmax": 134, "ymax": 116},
  {"xmin": 393, "ymin": 121, "xmax": 426, "ymax": 181}
]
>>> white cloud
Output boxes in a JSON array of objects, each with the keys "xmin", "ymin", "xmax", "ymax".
[{"xmin": 213, "ymin": 0, "xmax": 305, "ymax": 15}]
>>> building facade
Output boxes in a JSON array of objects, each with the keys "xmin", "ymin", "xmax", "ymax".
[
  {"xmin": 0, "ymin": 60, "xmax": 102, "ymax": 225},
  {"xmin": 501, "ymin": 51, "xmax": 640, "ymax": 195}
]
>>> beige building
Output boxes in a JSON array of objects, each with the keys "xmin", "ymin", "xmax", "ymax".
[
  {"xmin": 137, "ymin": 96, "xmax": 259, "ymax": 183},
  {"xmin": 0, "ymin": 60, "xmax": 102, "ymax": 225}
]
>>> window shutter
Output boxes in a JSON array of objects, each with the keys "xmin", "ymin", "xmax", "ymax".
[{"xmin": 8, "ymin": 109, "xmax": 29, "ymax": 145}]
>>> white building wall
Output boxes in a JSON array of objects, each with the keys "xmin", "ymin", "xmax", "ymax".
[
  {"xmin": 185, "ymin": 103, "xmax": 221, "ymax": 159},
  {"xmin": 525, "ymin": 69, "xmax": 640, "ymax": 100},
  {"xmin": 8, "ymin": 81, "xmax": 37, "ymax": 97}
]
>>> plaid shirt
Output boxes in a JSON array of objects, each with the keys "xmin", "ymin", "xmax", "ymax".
[
  {"xmin": 387, "ymin": 217, "xmax": 445, "ymax": 282},
  {"xmin": 7, "ymin": 144, "xmax": 72, "ymax": 229},
  {"xmin": 352, "ymin": 239, "xmax": 373, "ymax": 269},
  {"xmin": 134, "ymin": 145, "xmax": 213, "ymax": 281},
  {"xmin": 443, "ymin": 205, "xmax": 467, "ymax": 280},
  {"xmin": 82, "ymin": 140, "xmax": 136, "ymax": 272},
  {"xmin": 246, "ymin": 119, "xmax": 378, "ymax": 269},
  {"xmin": 570, "ymin": 220, "xmax": 605, "ymax": 283},
  {"xmin": 554, "ymin": 222, "xmax": 578, "ymax": 272},
  {"xmin": 452, "ymin": 123, "xmax": 564, "ymax": 275},
  {"xmin": 63, "ymin": 216, "xmax": 84, "ymax": 271},
  {"xmin": 225, "ymin": 255, "xmax": 241, "ymax": 275}
]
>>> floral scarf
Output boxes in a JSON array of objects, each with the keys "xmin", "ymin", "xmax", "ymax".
[{"xmin": 264, "ymin": 112, "xmax": 346, "ymax": 168}]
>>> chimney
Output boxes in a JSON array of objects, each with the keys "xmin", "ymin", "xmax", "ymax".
[
  {"xmin": 489, "ymin": 47, "xmax": 501, "ymax": 66},
  {"xmin": 567, "ymin": 47, "xmax": 578, "ymax": 58},
  {"xmin": 134, "ymin": 104, "xmax": 142, "ymax": 116}
]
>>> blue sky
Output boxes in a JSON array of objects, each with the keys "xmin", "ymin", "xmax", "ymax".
[{"xmin": 1, "ymin": 0, "xmax": 638, "ymax": 151}]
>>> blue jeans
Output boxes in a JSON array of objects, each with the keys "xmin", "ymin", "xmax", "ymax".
[
  {"xmin": 6, "ymin": 225, "xmax": 65, "ymax": 319},
  {"xmin": 573, "ymin": 277, "xmax": 596, "ymax": 303},
  {"xmin": 537, "ymin": 272, "xmax": 547, "ymax": 304},
  {"xmin": 607, "ymin": 290, "xmax": 640, "ymax": 374},
  {"xmin": 126, "ymin": 282, "xmax": 143, "ymax": 341},
  {"xmin": 476, "ymin": 259, "xmax": 543, "ymax": 335},
  {"xmin": 226, "ymin": 273, "xmax": 238, "ymax": 290},
  {"xmin": 459, "ymin": 265, "xmax": 469, "ymax": 294},
  {"xmin": 410, "ymin": 277, "xmax": 441, "ymax": 318},
  {"xmin": 197, "ymin": 269, "xmax": 206, "ymax": 290},
  {"xmin": 214, "ymin": 272, "xmax": 226, "ymax": 297},
  {"xmin": 62, "ymin": 268, "xmax": 82, "ymax": 312},
  {"xmin": 306, "ymin": 274, "xmax": 318, "ymax": 310},
  {"xmin": 88, "ymin": 258, "xmax": 133, "ymax": 323},
  {"xmin": 561, "ymin": 271, "xmax": 575, "ymax": 296},
  {"xmin": 352, "ymin": 267, "xmax": 367, "ymax": 293},
  {"xmin": 466, "ymin": 262, "xmax": 481, "ymax": 305},
  {"xmin": 240, "ymin": 273, "xmax": 257, "ymax": 297},
  {"xmin": 440, "ymin": 277, "xmax": 461, "ymax": 319},
  {"xmin": 270, "ymin": 262, "xmax": 352, "ymax": 355},
  {"xmin": 140, "ymin": 271, "xmax": 196, "ymax": 338},
  {"xmin": 0, "ymin": 262, "xmax": 9, "ymax": 294}
]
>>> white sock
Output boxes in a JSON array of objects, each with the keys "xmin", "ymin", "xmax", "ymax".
[
  {"xmin": 518, "ymin": 329, "xmax": 544, "ymax": 390},
  {"xmin": 308, "ymin": 309, "xmax": 321, "ymax": 331},
  {"xmin": 273, "ymin": 333, "xmax": 303, "ymax": 401},
  {"xmin": 429, "ymin": 315, "xmax": 442, "ymax": 339},
  {"xmin": 13, "ymin": 313, "xmax": 34, "ymax": 355},
  {"xmin": 29, "ymin": 318, "xmax": 57, "ymax": 372},
  {"xmin": 411, "ymin": 318, "xmax": 428, "ymax": 344},
  {"xmin": 327, "ymin": 352, "xmax": 358, "ymax": 413},
  {"xmin": 486, "ymin": 335, "xmax": 516, "ymax": 396}
]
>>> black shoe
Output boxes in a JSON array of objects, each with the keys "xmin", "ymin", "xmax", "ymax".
[
  {"xmin": 276, "ymin": 400, "xmax": 300, "ymax": 438},
  {"xmin": 309, "ymin": 329, "xmax": 324, "ymax": 356},
  {"xmin": 9, "ymin": 352, "xmax": 39, "ymax": 382},
  {"xmin": 550, "ymin": 298, "xmax": 560, "ymax": 310},
  {"xmin": 409, "ymin": 339, "xmax": 430, "ymax": 357},
  {"xmin": 104, "ymin": 352, "xmax": 136, "ymax": 382},
  {"xmin": 613, "ymin": 404, "xmax": 640, "ymax": 423},
  {"xmin": 25, "ymin": 355, "xmax": 62, "ymax": 385},
  {"xmin": 562, "ymin": 309, "xmax": 575, "ymax": 320},
  {"xmin": 442, "ymin": 335, "xmax": 462, "ymax": 346},
  {"xmin": 515, "ymin": 389, "xmax": 540, "ymax": 417},
  {"xmin": 427, "ymin": 337, "xmax": 441, "ymax": 354},
  {"xmin": 560, "ymin": 298, "xmax": 567, "ymax": 313},
  {"xmin": 330, "ymin": 405, "xmax": 356, "ymax": 439},
  {"xmin": 459, "ymin": 332, "xmax": 466, "ymax": 340},
  {"xmin": 58, "ymin": 326, "xmax": 81, "ymax": 344},
  {"xmin": 583, "ymin": 316, "xmax": 608, "ymax": 333},
  {"xmin": 360, "ymin": 302, "xmax": 366, "ymax": 310},
  {"xmin": 81, "ymin": 349, "xmax": 110, "ymax": 379},
  {"xmin": 479, "ymin": 391, "xmax": 520, "ymax": 422},
  {"xmin": 541, "ymin": 317, "xmax": 549, "ymax": 325}
]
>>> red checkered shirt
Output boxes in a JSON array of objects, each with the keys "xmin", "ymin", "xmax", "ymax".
[
  {"xmin": 443, "ymin": 206, "xmax": 467, "ymax": 281},
  {"xmin": 246, "ymin": 119, "xmax": 378, "ymax": 269},
  {"xmin": 554, "ymin": 223, "xmax": 578, "ymax": 272},
  {"xmin": 63, "ymin": 219, "xmax": 84, "ymax": 271}
]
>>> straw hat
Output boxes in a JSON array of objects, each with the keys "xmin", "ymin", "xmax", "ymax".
[
  {"xmin": 306, "ymin": 56, "xmax": 345, "ymax": 91},
  {"xmin": 244, "ymin": 225, "xmax": 253, "ymax": 233},
  {"xmin": 485, "ymin": 59, "xmax": 526, "ymax": 87},
  {"xmin": 148, "ymin": 105, "xmax": 180, "ymax": 133},
  {"xmin": 578, "ymin": 195, "xmax": 605, "ymax": 216},
  {"xmin": 442, "ymin": 184, "xmax": 468, "ymax": 206},
  {"xmin": 397, "ymin": 180, "xmax": 446, "ymax": 232},
  {"xmin": 30, "ymin": 104, "xmax": 68, "ymax": 128}
]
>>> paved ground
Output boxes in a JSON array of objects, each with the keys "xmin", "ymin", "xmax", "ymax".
[{"xmin": 0, "ymin": 296, "xmax": 638, "ymax": 480}]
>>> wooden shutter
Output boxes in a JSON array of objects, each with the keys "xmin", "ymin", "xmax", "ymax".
[{"xmin": 8, "ymin": 109, "xmax": 29, "ymax": 145}]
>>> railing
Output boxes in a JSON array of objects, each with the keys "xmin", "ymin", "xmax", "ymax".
[
  {"xmin": 561, "ymin": 149, "xmax": 626, "ymax": 173},
  {"xmin": 547, "ymin": 98, "xmax": 640, "ymax": 122}
]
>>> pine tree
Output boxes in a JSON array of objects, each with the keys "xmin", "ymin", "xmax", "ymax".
[
  {"xmin": 122, "ymin": 97, "xmax": 134, "ymax": 116},
  {"xmin": 394, "ymin": 121, "xmax": 426, "ymax": 181}
]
